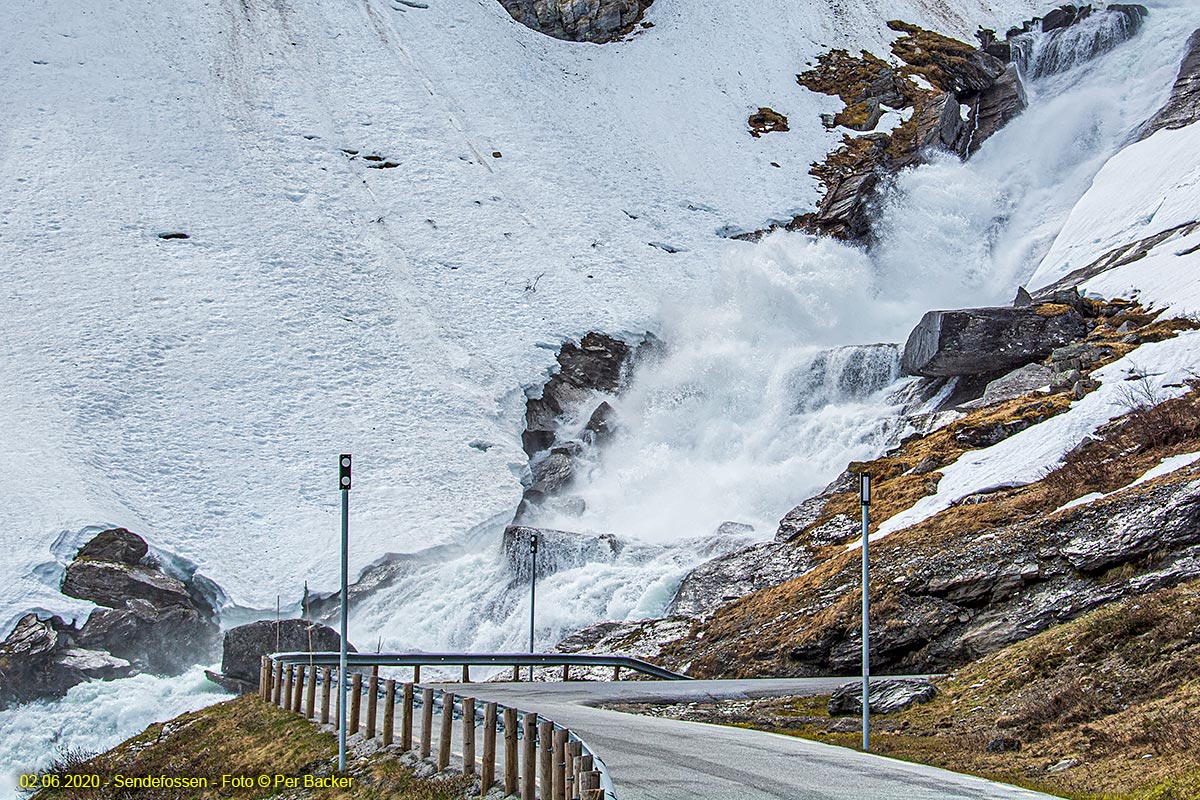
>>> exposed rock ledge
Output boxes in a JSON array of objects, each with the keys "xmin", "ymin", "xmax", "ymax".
[{"xmin": 498, "ymin": 0, "xmax": 653, "ymax": 43}]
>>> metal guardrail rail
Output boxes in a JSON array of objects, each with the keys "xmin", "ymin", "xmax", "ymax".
[
  {"xmin": 270, "ymin": 651, "xmax": 690, "ymax": 681},
  {"xmin": 264, "ymin": 652, "xmax": 689, "ymax": 798}
]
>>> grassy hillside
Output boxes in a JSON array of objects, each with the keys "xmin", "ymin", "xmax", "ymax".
[
  {"xmin": 616, "ymin": 578, "xmax": 1200, "ymax": 799},
  {"xmin": 29, "ymin": 696, "xmax": 470, "ymax": 800}
]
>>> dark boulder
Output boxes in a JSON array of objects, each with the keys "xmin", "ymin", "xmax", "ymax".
[
  {"xmin": 77, "ymin": 599, "xmax": 219, "ymax": 675},
  {"xmin": 583, "ymin": 401, "xmax": 619, "ymax": 446},
  {"xmin": 62, "ymin": 559, "xmax": 194, "ymax": 610},
  {"xmin": 828, "ymin": 678, "xmax": 938, "ymax": 715},
  {"xmin": 75, "ymin": 527, "xmax": 147, "ymax": 564},
  {"xmin": 0, "ymin": 614, "xmax": 134, "ymax": 709},
  {"xmin": 209, "ymin": 619, "xmax": 351, "ymax": 694},
  {"xmin": 901, "ymin": 306, "xmax": 1087, "ymax": 378}
]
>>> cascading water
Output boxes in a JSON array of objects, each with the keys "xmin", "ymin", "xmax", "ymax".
[
  {"xmin": 5, "ymin": 3, "xmax": 1198, "ymax": 790},
  {"xmin": 344, "ymin": 0, "xmax": 1200, "ymax": 668},
  {"xmin": 1010, "ymin": 7, "xmax": 1148, "ymax": 79}
]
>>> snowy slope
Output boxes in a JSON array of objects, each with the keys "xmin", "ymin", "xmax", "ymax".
[{"xmin": 0, "ymin": 0, "xmax": 1041, "ymax": 624}]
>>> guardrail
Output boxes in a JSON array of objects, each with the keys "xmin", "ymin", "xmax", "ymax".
[{"xmin": 261, "ymin": 652, "xmax": 688, "ymax": 798}]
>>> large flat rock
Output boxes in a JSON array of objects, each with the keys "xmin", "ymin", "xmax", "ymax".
[{"xmin": 901, "ymin": 306, "xmax": 1087, "ymax": 377}]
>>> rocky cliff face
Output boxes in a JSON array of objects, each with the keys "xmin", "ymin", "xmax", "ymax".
[{"xmin": 497, "ymin": 0, "xmax": 653, "ymax": 43}]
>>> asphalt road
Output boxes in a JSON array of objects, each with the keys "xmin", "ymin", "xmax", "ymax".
[{"xmin": 441, "ymin": 678, "xmax": 1058, "ymax": 800}]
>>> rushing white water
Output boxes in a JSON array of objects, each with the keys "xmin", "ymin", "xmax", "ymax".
[
  {"xmin": 0, "ymin": 666, "xmax": 226, "ymax": 798},
  {"xmin": 347, "ymin": 1, "xmax": 1197, "ymax": 661},
  {"xmin": 1011, "ymin": 7, "xmax": 1146, "ymax": 79},
  {"xmin": 4, "ymin": 2, "xmax": 1198, "ymax": 788}
]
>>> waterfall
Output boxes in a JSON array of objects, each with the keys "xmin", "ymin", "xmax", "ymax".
[
  {"xmin": 349, "ymin": 0, "xmax": 1194, "ymax": 660},
  {"xmin": 1011, "ymin": 7, "xmax": 1147, "ymax": 79}
]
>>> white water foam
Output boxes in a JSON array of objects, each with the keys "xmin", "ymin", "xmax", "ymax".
[
  {"xmin": 0, "ymin": 667, "xmax": 228, "ymax": 798},
  {"xmin": 351, "ymin": 1, "xmax": 1197, "ymax": 662}
]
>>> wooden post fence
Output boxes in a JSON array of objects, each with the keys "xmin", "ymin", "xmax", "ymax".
[
  {"xmin": 522, "ymin": 712, "xmax": 537, "ymax": 800},
  {"xmin": 538, "ymin": 720, "xmax": 554, "ymax": 799},
  {"xmin": 421, "ymin": 687, "xmax": 434, "ymax": 758},
  {"xmin": 462, "ymin": 696, "xmax": 476, "ymax": 776},
  {"xmin": 482, "ymin": 701, "xmax": 497, "ymax": 790},
  {"xmin": 349, "ymin": 673, "xmax": 362, "ymax": 735},
  {"xmin": 320, "ymin": 667, "xmax": 332, "ymax": 725},
  {"xmin": 413, "ymin": 664, "xmax": 421, "ymax": 684},
  {"xmin": 505, "ymin": 708, "xmax": 521, "ymax": 796},
  {"xmin": 366, "ymin": 672, "xmax": 379, "ymax": 739},
  {"xmin": 261, "ymin": 660, "xmax": 618, "ymax": 799},
  {"xmin": 401, "ymin": 682, "xmax": 414, "ymax": 750},
  {"xmin": 553, "ymin": 728, "xmax": 568, "ymax": 800},
  {"xmin": 462, "ymin": 664, "xmax": 471, "ymax": 683},
  {"xmin": 281, "ymin": 666, "xmax": 293, "ymax": 710},
  {"xmin": 382, "ymin": 679, "xmax": 396, "ymax": 746},
  {"xmin": 438, "ymin": 692, "xmax": 455, "ymax": 771}
]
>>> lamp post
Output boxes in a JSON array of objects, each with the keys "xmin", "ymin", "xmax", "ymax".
[
  {"xmin": 860, "ymin": 472, "xmax": 871, "ymax": 752},
  {"xmin": 338, "ymin": 454, "xmax": 351, "ymax": 772},
  {"xmin": 528, "ymin": 530, "xmax": 538, "ymax": 681}
]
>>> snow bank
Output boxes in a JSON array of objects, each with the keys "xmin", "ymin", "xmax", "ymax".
[{"xmin": 872, "ymin": 331, "xmax": 1200, "ymax": 541}]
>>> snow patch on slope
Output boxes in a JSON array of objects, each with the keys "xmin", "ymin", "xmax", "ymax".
[{"xmin": 871, "ymin": 331, "xmax": 1200, "ymax": 541}]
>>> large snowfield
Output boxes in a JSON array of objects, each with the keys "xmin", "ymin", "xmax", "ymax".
[{"xmin": 4, "ymin": 0, "xmax": 1200, "ymax": 784}]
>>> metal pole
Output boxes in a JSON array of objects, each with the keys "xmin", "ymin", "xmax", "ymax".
[
  {"xmin": 860, "ymin": 472, "xmax": 871, "ymax": 752},
  {"xmin": 528, "ymin": 531, "xmax": 537, "ymax": 681},
  {"xmin": 338, "ymin": 454, "xmax": 352, "ymax": 772}
]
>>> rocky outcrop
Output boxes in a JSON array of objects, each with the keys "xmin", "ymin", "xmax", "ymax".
[
  {"xmin": 498, "ymin": 0, "xmax": 652, "ymax": 43},
  {"xmin": 0, "ymin": 613, "xmax": 133, "ymax": 709},
  {"xmin": 206, "ymin": 619, "xmax": 352, "ymax": 694},
  {"xmin": 503, "ymin": 525, "xmax": 624, "ymax": 583},
  {"xmin": 517, "ymin": 332, "xmax": 657, "ymax": 523},
  {"xmin": 1137, "ymin": 28, "xmax": 1200, "ymax": 140},
  {"xmin": 901, "ymin": 304, "xmax": 1088, "ymax": 377},
  {"xmin": 828, "ymin": 678, "xmax": 938, "ymax": 715},
  {"xmin": 778, "ymin": 21, "xmax": 1027, "ymax": 244},
  {"xmin": 748, "ymin": 107, "xmax": 789, "ymax": 137},
  {"xmin": 0, "ymin": 528, "xmax": 221, "ymax": 707},
  {"xmin": 668, "ymin": 541, "xmax": 816, "ymax": 619},
  {"xmin": 984, "ymin": 4, "xmax": 1148, "ymax": 79},
  {"xmin": 676, "ymin": 463, "xmax": 1200, "ymax": 679}
]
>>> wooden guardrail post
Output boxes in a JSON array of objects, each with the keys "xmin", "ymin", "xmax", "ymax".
[
  {"xmin": 580, "ymin": 770, "xmax": 601, "ymax": 799},
  {"xmin": 421, "ymin": 687, "xmax": 434, "ymax": 758},
  {"xmin": 320, "ymin": 667, "xmax": 332, "ymax": 724},
  {"xmin": 538, "ymin": 720, "xmax": 553, "ymax": 799},
  {"xmin": 366, "ymin": 672, "xmax": 379, "ymax": 739},
  {"xmin": 462, "ymin": 664, "xmax": 471, "ymax": 683},
  {"xmin": 482, "ymin": 702, "xmax": 497, "ymax": 790},
  {"xmin": 259, "ymin": 657, "xmax": 268, "ymax": 699},
  {"xmin": 349, "ymin": 672, "xmax": 362, "ymax": 735},
  {"xmin": 272, "ymin": 660, "xmax": 283, "ymax": 705},
  {"xmin": 512, "ymin": 664, "xmax": 521, "ymax": 682},
  {"xmin": 462, "ymin": 696, "xmax": 476, "ymax": 776},
  {"xmin": 413, "ymin": 664, "xmax": 421, "ymax": 684},
  {"xmin": 401, "ymin": 682, "xmax": 414, "ymax": 750},
  {"xmin": 281, "ymin": 665, "xmax": 293, "ymax": 710},
  {"xmin": 567, "ymin": 742, "xmax": 582, "ymax": 799},
  {"xmin": 578, "ymin": 754, "xmax": 593, "ymax": 798},
  {"xmin": 552, "ymin": 728, "xmax": 568, "ymax": 800},
  {"xmin": 438, "ymin": 691, "xmax": 455, "ymax": 771},
  {"xmin": 382, "ymin": 679, "xmax": 396, "ymax": 746},
  {"xmin": 521, "ymin": 713, "xmax": 537, "ymax": 800},
  {"xmin": 293, "ymin": 665, "xmax": 306, "ymax": 712},
  {"xmin": 503, "ymin": 707, "xmax": 519, "ymax": 795},
  {"xmin": 561, "ymin": 664, "xmax": 570, "ymax": 682},
  {"xmin": 612, "ymin": 665, "xmax": 621, "ymax": 681},
  {"xmin": 305, "ymin": 665, "xmax": 317, "ymax": 718}
]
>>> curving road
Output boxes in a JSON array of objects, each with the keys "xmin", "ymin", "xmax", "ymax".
[{"xmin": 443, "ymin": 678, "xmax": 1057, "ymax": 800}]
